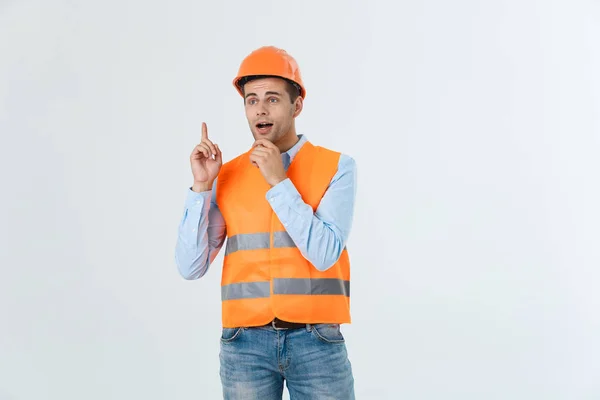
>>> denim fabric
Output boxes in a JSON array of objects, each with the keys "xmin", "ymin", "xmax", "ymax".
[{"xmin": 219, "ymin": 324, "xmax": 355, "ymax": 399}]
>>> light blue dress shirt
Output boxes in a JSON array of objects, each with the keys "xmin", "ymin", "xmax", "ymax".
[{"xmin": 175, "ymin": 134, "xmax": 357, "ymax": 280}]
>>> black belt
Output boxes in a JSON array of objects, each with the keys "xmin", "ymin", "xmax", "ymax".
[{"xmin": 267, "ymin": 317, "xmax": 306, "ymax": 330}]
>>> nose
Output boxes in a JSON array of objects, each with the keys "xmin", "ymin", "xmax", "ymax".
[{"xmin": 256, "ymin": 103, "xmax": 268, "ymax": 116}]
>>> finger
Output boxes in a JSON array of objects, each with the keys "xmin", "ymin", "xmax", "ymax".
[
  {"xmin": 253, "ymin": 139, "xmax": 276, "ymax": 149},
  {"xmin": 214, "ymin": 144, "xmax": 223, "ymax": 164},
  {"xmin": 249, "ymin": 151, "xmax": 266, "ymax": 161},
  {"xmin": 249, "ymin": 151, "xmax": 268, "ymax": 161},
  {"xmin": 199, "ymin": 143, "xmax": 213, "ymax": 157},
  {"xmin": 191, "ymin": 145, "xmax": 207, "ymax": 159},
  {"xmin": 194, "ymin": 143, "xmax": 210, "ymax": 158},
  {"xmin": 251, "ymin": 147, "xmax": 271, "ymax": 156},
  {"xmin": 250, "ymin": 143, "xmax": 264, "ymax": 152},
  {"xmin": 249, "ymin": 153, "xmax": 261, "ymax": 167},
  {"xmin": 201, "ymin": 122, "xmax": 208, "ymax": 141},
  {"xmin": 204, "ymin": 140, "xmax": 217, "ymax": 156},
  {"xmin": 201, "ymin": 124, "xmax": 218, "ymax": 155}
]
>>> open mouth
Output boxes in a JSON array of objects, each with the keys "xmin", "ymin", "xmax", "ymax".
[{"xmin": 256, "ymin": 122, "xmax": 273, "ymax": 134}]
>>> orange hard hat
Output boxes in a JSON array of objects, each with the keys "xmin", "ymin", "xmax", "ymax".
[{"xmin": 233, "ymin": 46, "xmax": 306, "ymax": 99}]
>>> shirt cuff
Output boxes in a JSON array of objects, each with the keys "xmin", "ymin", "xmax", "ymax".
[
  {"xmin": 185, "ymin": 187, "xmax": 212, "ymax": 209},
  {"xmin": 266, "ymin": 178, "xmax": 301, "ymax": 210}
]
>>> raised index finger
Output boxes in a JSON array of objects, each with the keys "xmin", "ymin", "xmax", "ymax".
[{"xmin": 201, "ymin": 122, "xmax": 208, "ymax": 141}]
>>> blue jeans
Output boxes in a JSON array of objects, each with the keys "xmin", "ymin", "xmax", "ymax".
[{"xmin": 219, "ymin": 323, "xmax": 355, "ymax": 399}]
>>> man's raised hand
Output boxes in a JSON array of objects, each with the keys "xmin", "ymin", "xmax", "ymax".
[{"xmin": 190, "ymin": 122, "xmax": 222, "ymax": 192}]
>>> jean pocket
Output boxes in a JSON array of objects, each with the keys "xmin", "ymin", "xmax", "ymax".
[
  {"xmin": 220, "ymin": 327, "xmax": 243, "ymax": 343},
  {"xmin": 311, "ymin": 323, "xmax": 345, "ymax": 344}
]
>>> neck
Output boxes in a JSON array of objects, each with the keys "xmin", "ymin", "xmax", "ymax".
[{"xmin": 275, "ymin": 129, "xmax": 299, "ymax": 153}]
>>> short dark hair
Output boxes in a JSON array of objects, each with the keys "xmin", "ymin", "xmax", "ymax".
[{"xmin": 238, "ymin": 75, "xmax": 301, "ymax": 103}]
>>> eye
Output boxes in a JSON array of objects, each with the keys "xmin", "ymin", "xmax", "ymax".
[
  {"xmin": 247, "ymin": 99, "xmax": 257, "ymax": 105},
  {"xmin": 269, "ymin": 97, "xmax": 278, "ymax": 103}
]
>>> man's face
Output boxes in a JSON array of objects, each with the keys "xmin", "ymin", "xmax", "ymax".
[{"xmin": 243, "ymin": 77, "xmax": 300, "ymax": 144}]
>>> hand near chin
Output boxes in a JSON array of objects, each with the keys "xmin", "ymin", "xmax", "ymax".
[{"xmin": 249, "ymin": 139, "xmax": 287, "ymax": 187}]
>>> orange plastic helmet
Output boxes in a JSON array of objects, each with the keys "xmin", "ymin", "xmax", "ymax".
[{"xmin": 232, "ymin": 46, "xmax": 306, "ymax": 99}]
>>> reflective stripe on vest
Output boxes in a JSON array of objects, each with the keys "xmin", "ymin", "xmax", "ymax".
[
  {"xmin": 225, "ymin": 231, "xmax": 346, "ymax": 256},
  {"xmin": 225, "ymin": 231, "xmax": 296, "ymax": 255},
  {"xmin": 222, "ymin": 278, "xmax": 350, "ymax": 300}
]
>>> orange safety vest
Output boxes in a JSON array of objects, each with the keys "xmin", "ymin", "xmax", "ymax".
[{"xmin": 215, "ymin": 140, "xmax": 351, "ymax": 328}]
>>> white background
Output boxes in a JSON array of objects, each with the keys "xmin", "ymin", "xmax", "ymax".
[{"xmin": 1, "ymin": 0, "xmax": 599, "ymax": 399}]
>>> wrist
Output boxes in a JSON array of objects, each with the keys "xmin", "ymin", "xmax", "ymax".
[
  {"xmin": 192, "ymin": 181, "xmax": 213, "ymax": 193},
  {"xmin": 269, "ymin": 176, "xmax": 287, "ymax": 187}
]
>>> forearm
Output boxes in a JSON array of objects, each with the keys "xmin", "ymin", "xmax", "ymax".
[
  {"xmin": 175, "ymin": 186, "xmax": 226, "ymax": 279},
  {"xmin": 266, "ymin": 178, "xmax": 354, "ymax": 272}
]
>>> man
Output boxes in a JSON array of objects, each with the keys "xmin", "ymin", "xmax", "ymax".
[{"xmin": 175, "ymin": 46, "xmax": 357, "ymax": 400}]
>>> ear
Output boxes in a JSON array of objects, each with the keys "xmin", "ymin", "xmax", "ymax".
[{"xmin": 292, "ymin": 97, "xmax": 303, "ymax": 118}]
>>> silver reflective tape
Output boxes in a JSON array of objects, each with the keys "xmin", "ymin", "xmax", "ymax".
[
  {"xmin": 221, "ymin": 281, "xmax": 270, "ymax": 301},
  {"xmin": 273, "ymin": 231, "xmax": 296, "ymax": 248},
  {"xmin": 225, "ymin": 231, "xmax": 297, "ymax": 255},
  {"xmin": 225, "ymin": 233, "xmax": 270, "ymax": 255},
  {"xmin": 272, "ymin": 278, "xmax": 350, "ymax": 297}
]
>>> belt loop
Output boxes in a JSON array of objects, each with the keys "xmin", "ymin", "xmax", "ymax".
[{"xmin": 305, "ymin": 324, "xmax": 311, "ymax": 332}]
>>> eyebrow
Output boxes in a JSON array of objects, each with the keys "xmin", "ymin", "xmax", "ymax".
[{"xmin": 245, "ymin": 91, "xmax": 282, "ymax": 99}]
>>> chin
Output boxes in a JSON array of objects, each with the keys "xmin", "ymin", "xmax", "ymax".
[{"xmin": 253, "ymin": 131, "xmax": 276, "ymax": 142}]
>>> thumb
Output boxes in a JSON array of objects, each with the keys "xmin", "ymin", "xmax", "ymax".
[{"xmin": 214, "ymin": 144, "xmax": 223, "ymax": 164}]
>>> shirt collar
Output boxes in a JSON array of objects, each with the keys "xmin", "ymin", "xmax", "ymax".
[{"xmin": 284, "ymin": 134, "xmax": 307, "ymax": 163}]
